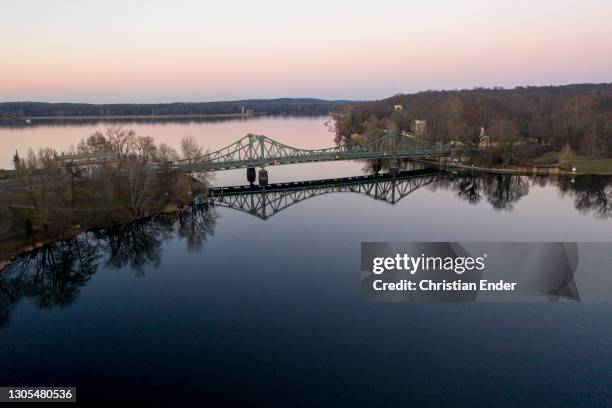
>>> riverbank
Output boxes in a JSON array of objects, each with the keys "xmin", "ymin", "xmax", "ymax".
[
  {"xmin": 0, "ymin": 200, "xmax": 195, "ymax": 272},
  {"xmin": 0, "ymin": 165, "xmax": 200, "ymax": 271}
]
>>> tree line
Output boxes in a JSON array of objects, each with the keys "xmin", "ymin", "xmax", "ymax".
[
  {"xmin": 69, "ymin": 126, "xmax": 203, "ymax": 163},
  {"xmin": 10, "ymin": 127, "xmax": 209, "ymax": 242},
  {"xmin": 0, "ymin": 98, "xmax": 354, "ymax": 118},
  {"xmin": 335, "ymin": 83, "xmax": 612, "ymax": 166}
]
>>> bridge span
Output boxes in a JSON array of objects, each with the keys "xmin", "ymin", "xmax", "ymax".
[
  {"xmin": 53, "ymin": 130, "xmax": 450, "ymax": 183},
  {"xmin": 173, "ymin": 130, "xmax": 449, "ymax": 172}
]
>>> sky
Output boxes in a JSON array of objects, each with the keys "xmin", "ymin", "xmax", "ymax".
[{"xmin": 1, "ymin": 0, "xmax": 612, "ymax": 103}]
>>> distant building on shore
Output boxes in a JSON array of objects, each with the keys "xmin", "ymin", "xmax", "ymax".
[
  {"xmin": 240, "ymin": 106, "xmax": 255, "ymax": 115},
  {"xmin": 479, "ymin": 127, "xmax": 493, "ymax": 147},
  {"xmin": 413, "ymin": 120, "xmax": 427, "ymax": 135},
  {"xmin": 394, "ymin": 104, "xmax": 403, "ymax": 112}
]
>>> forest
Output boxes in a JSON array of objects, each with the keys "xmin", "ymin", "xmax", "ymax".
[
  {"xmin": 0, "ymin": 98, "xmax": 353, "ymax": 118},
  {"xmin": 335, "ymin": 83, "xmax": 612, "ymax": 167}
]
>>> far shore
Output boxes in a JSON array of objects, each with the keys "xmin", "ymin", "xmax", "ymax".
[{"xmin": 0, "ymin": 112, "xmax": 259, "ymax": 121}]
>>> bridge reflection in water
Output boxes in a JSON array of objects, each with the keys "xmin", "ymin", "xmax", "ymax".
[{"xmin": 207, "ymin": 168, "xmax": 443, "ymax": 220}]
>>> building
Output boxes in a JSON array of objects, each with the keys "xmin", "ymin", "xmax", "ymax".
[
  {"xmin": 413, "ymin": 120, "xmax": 427, "ymax": 135},
  {"xmin": 479, "ymin": 127, "xmax": 491, "ymax": 147},
  {"xmin": 393, "ymin": 105, "xmax": 403, "ymax": 112}
]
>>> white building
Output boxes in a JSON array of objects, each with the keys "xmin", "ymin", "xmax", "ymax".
[{"xmin": 413, "ymin": 120, "xmax": 427, "ymax": 134}]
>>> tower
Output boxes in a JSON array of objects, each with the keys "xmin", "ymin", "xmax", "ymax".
[{"xmin": 13, "ymin": 150, "xmax": 20, "ymax": 177}]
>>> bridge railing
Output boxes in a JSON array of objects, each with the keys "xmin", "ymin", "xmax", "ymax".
[{"xmin": 55, "ymin": 152, "xmax": 121, "ymax": 165}]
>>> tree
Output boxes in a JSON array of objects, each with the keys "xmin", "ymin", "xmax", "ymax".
[
  {"xmin": 467, "ymin": 128, "xmax": 482, "ymax": 158},
  {"xmin": 124, "ymin": 159, "xmax": 153, "ymax": 217},
  {"xmin": 76, "ymin": 132, "xmax": 111, "ymax": 154},
  {"xmin": 157, "ymin": 143, "xmax": 179, "ymax": 163},
  {"xmin": 488, "ymin": 119, "xmax": 520, "ymax": 165},
  {"xmin": 106, "ymin": 126, "xmax": 136, "ymax": 156},
  {"xmin": 136, "ymin": 136, "xmax": 157, "ymax": 161},
  {"xmin": 18, "ymin": 148, "xmax": 68, "ymax": 231},
  {"xmin": 180, "ymin": 136, "xmax": 202, "ymax": 164}
]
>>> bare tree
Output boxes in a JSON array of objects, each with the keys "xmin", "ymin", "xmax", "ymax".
[
  {"xmin": 87, "ymin": 132, "xmax": 112, "ymax": 153},
  {"xmin": 18, "ymin": 148, "xmax": 68, "ymax": 231},
  {"xmin": 157, "ymin": 143, "xmax": 179, "ymax": 163},
  {"xmin": 489, "ymin": 119, "xmax": 520, "ymax": 165},
  {"xmin": 180, "ymin": 136, "xmax": 202, "ymax": 164},
  {"xmin": 106, "ymin": 126, "xmax": 137, "ymax": 157},
  {"xmin": 76, "ymin": 131, "xmax": 111, "ymax": 154},
  {"xmin": 124, "ymin": 159, "xmax": 153, "ymax": 217},
  {"xmin": 136, "ymin": 136, "xmax": 157, "ymax": 161}
]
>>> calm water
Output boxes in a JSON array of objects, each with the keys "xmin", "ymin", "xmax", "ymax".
[{"xmin": 1, "ymin": 117, "xmax": 611, "ymax": 405}]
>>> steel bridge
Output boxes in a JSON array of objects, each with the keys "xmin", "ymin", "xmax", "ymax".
[
  {"xmin": 206, "ymin": 169, "xmax": 443, "ymax": 220},
  {"xmin": 53, "ymin": 130, "xmax": 449, "ymax": 173},
  {"xmin": 173, "ymin": 130, "xmax": 449, "ymax": 171}
]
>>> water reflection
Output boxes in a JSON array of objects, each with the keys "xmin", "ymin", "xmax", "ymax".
[
  {"xmin": 435, "ymin": 172, "xmax": 530, "ymax": 211},
  {"xmin": 557, "ymin": 175, "xmax": 612, "ymax": 219},
  {"xmin": 0, "ymin": 172, "xmax": 610, "ymax": 328},
  {"xmin": 0, "ymin": 235, "xmax": 99, "ymax": 316},
  {"xmin": 210, "ymin": 169, "xmax": 442, "ymax": 219},
  {"xmin": 440, "ymin": 172, "xmax": 610, "ymax": 216},
  {"xmin": 177, "ymin": 206, "xmax": 217, "ymax": 252},
  {"xmin": 0, "ymin": 206, "xmax": 217, "ymax": 328},
  {"xmin": 212, "ymin": 170, "xmax": 611, "ymax": 219}
]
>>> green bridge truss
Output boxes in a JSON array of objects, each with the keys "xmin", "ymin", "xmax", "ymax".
[
  {"xmin": 173, "ymin": 130, "xmax": 450, "ymax": 171},
  {"xmin": 54, "ymin": 130, "xmax": 450, "ymax": 172}
]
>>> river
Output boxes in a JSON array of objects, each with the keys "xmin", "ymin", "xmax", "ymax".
[{"xmin": 0, "ymin": 116, "xmax": 611, "ymax": 405}]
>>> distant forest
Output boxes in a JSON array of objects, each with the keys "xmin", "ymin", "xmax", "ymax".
[
  {"xmin": 336, "ymin": 83, "xmax": 612, "ymax": 163},
  {"xmin": 0, "ymin": 98, "xmax": 355, "ymax": 118}
]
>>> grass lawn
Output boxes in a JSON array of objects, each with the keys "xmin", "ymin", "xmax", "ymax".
[
  {"xmin": 559, "ymin": 158, "xmax": 612, "ymax": 174},
  {"xmin": 529, "ymin": 150, "xmax": 612, "ymax": 173}
]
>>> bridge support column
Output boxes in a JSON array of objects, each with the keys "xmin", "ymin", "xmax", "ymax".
[
  {"xmin": 247, "ymin": 167, "xmax": 256, "ymax": 185},
  {"xmin": 258, "ymin": 168, "xmax": 268, "ymax": 187}
]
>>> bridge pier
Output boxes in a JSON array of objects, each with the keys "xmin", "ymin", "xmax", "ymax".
[
  {"xmin": 247, "ymin": 167, "xmax": 256, "ymax": 185},
  {"xmin": 258, "ymin": 168, "xmax": 269, "ymax": 187}
]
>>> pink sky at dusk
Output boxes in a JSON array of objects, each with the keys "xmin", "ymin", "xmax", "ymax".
[{"xmin": 2, "ymin": 0, "xmax": 612, "ymax": 103}]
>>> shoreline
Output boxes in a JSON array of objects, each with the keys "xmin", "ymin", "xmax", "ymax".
[
  {"xmin": 0, "ymin": 202, "xmax": 191, "ymax": 272},
  {"xmin": 2, "ymin": 167, "xmax": 609, "ymax": 271},
  {"xmin": 0, "ymin": 113, "xmax": 259, "ymax": 121}
]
